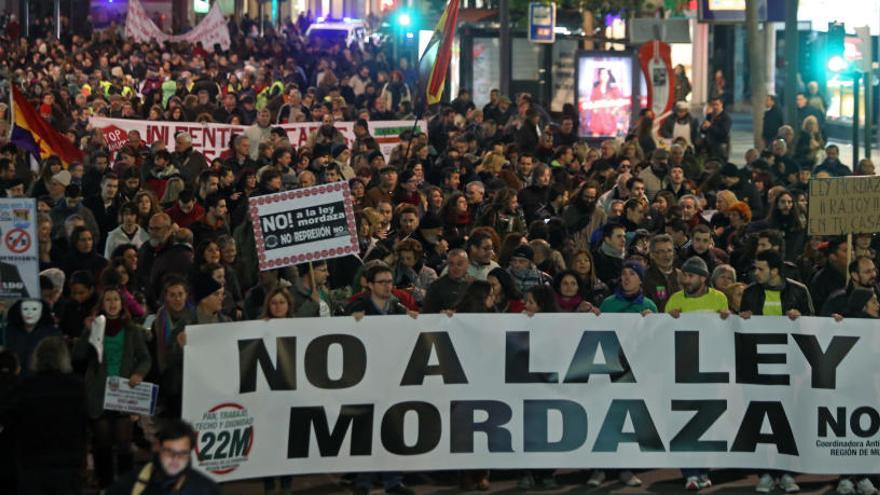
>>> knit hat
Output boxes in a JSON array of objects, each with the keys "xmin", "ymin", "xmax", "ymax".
[
  {"xmin": 721, "ymin": 163, "xmax": 740, "ymax": 177},
  {"xmin": 193, "ymin": 273, "xmax": 223, "ymax": 303},
  {"xmin": 681, "ymin": 256, "xmax": 710, "ymax": 278},
  {"xmin": 51, "ymin": 170, "xmax": 71, "ymax": 187},
  {"xmin": 622, "ymin": 260, "xmax": 645, "ymax": 281},
  {"xmin": 510, "ymin": 245, "xmax": 534, "ymax": 262},
  {"xmin": 419, "ymin": 212, "xmax": 443, "ymax": 230},
  {"xmin": 330, "ymin": 143, "xmax": 347, "ymax": 159}
]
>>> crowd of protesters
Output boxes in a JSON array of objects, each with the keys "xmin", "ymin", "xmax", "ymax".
[{"xmin": 0, "ymin": 8, "xmax": 879, "ymax": 495}]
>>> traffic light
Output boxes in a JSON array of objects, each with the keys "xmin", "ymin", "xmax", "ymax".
[
  {"xmin": 393, "ymin": 8, "xmax": 417, "ymax": 43},
  {"xmin": 826, "ymin": 22, "xmax": 847, "ymax": 72}
]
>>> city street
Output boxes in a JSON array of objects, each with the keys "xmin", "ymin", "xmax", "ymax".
[{"xmin": 219, "ymin": 469, "xmax": 845, "ymax": 494}]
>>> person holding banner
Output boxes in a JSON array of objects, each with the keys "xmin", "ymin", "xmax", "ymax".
[
  {"xmin": 258, "ymin": 286, "xmax": 296, "ymax": 494},
  {"xmin": 72, "ymin": 285, "xmax": 152, "ymax": 490},
  {"xmin": 345, "ymin": 263, "xmax": 416, "ymax": 494},
  {"xmin": 666, "ymin": 256, "xmax": 729, "ymax": 490},
  {"xmin": 518, "ymin": 285, "xmax": 560, "ymax": 490}
]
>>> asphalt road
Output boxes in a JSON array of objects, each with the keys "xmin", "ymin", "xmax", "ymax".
[{"xmin": 219, "ymin": 469, "xmax": 847, "ymax": 494}]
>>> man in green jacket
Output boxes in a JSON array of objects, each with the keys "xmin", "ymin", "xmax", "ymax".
[{"xmin": 598, "ymin": 261, "xmax": 658, "ymax": 315}]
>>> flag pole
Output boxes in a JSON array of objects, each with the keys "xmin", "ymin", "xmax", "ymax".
[{"xmin": 403, "ymin": 108, "xmax": 423, "ymax": 166}]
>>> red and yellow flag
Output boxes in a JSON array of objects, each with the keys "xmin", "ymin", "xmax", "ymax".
[
  {"xmin": 10, "ymin": 86, "xmax": 84, "ymax": 166},
  {"xmin": 418, "ymin": 0, "xmax": 461, "ymax": 107}
]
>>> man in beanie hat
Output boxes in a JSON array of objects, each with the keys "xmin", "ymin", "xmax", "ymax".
[
  {"xmin": 666, "ymin": 255, "xmax": 729, "ymax": 490},
  {"xmin": 193, "ymin": 273, "xmax": 227, "ymax": 324},
  {"xmin": 598, "ymin": 260, "xmax": 657, "ymax": 315},
  {"xmin": 720, "ymin": 162, "xmax": 763, "ymax": 219},
  {"xmin": 506, "ymin": 244, "xmax": 551, "ymax": 293},
  {"xmin": 411, "ymin": 212, "xmax": 448, "ymax": 272}
]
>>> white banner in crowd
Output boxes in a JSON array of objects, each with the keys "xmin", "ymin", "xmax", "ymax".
[
  {"xmin": 183, "ymin": 313, "xmax": 880, "ymax": 481},
  {"xmin": 0, "ymin": 198, "xmax": 39, "ymax": 299},
  {"xmin": 90, "ymin": 117, "xmax": 421, "ymax": 162},
  {"xmin": 125, "ymin": 0, "xmax": 231, "ymax": 51}
]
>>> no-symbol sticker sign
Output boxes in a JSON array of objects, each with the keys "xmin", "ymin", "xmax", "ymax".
[{"xmin": 5, "ymin": 228, "xmax": 31, "ymax": 253}]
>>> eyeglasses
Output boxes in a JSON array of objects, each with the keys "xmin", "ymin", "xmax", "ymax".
[{"xmin": 160, "ymin": 447, "xmax": 191, "ymax": 460}]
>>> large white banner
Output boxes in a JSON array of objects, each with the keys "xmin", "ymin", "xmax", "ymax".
[
  {"xmin": 125, "ymin": 0, "xmax": 231, "ymax": 51},
  {"xmin": 90, "ymin": 117, "xmax": 422, "ymax": 162},
  {"xmin": 182, "ymin": 313, "xmax": 880, "ymax": 482}
]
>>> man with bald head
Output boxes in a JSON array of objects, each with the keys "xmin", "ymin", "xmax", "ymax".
[
  {"xmin": 422, "ymin": 249, "xmax": 473, "ymax": 313},
  {"xmin": 138, "ymin": 212, "xmax": 194, "ymax": 309}
]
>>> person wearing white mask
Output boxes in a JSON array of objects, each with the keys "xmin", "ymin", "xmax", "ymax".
[{"xmin": 3, "ymin": 299, "xmax": 60, "ymax": 376}]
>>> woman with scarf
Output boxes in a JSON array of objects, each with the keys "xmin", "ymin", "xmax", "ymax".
[
  {"xmin": 73, "ymin": 285, "xmax": 151, "ymax": 489},
  {"xmin": 552, "ymin": 270, "xmax": 601, "ymax": 314},
  {"xmin": 451, "ymin": 280, "xmax": 495, "ymax": 490},
  {"xmin": 487, "ymin": 267, "xmax": 526, "ymax": 313},
  {"xmin": 568, "ymin": 249, "xmax": 609, "ymax": 305},
  {"xmin": 150, "ymin": 276, "xmax": 195, "ymax": 419},
  {"xmin": 61, "ymin": 226, "xmax": 107, "ymax": 281},
  {"xmin": 518, "ymin": 285, "xmax": 560, "ymax": 489},
  {"xmin": 441, "ymin": 192, "xmax": 472, "ymax": 249}
]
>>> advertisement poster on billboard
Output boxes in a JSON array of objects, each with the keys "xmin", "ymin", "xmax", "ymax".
[{"xmin": 576, "ymin": 52, "xmax": 637, "ymax": 138}]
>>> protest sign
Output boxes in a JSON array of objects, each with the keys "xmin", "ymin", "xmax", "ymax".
[
  {"xmin": 183, "ymin": 313, "xmax": 880, "ymax": 481},
  {"xmin": 104, "ymin": 376, "xmax": 159, "ymax": 416},
  {"xmin": 125, "ymin": 0, "xmax": 231, "ymax": 51},
  {"xmin": 89, "ymin": 117, "xmax": 423, "ymax": 162},
  {"xmin": 249, "ymin": 182, "xmax": 358, "ymax": 271},
  {"xmin": 0, "ymin": 198, "xmax": 38, "ymax": 299},
  {"xmin": 809, "ymin": 176, "xmax": 880, "ymax": 235}
]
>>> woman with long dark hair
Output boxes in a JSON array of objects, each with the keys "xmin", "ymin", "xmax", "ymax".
[
  {"xmin": 518, "ymin": 284, "xmax": 559, "ymax": 489},
  {"xmin": 487, "ymin": 267, "xmax": 525, "ymax": 313},
  {"xmin": 73, "ymin": 285, "xmax": 151, "ymax": 489},
  {"xmin": 440, "ymin": 192, "xmax": 472, "ymax": 249}
]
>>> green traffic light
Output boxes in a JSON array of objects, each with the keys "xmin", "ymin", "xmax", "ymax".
[{"xmin": 827, "ymin": 55, "xmax": 848, "ymax": 73}]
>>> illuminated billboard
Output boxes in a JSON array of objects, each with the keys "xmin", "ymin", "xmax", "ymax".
[{"xmin": 576, "ymin": 51, "xmax": 638, "ymax": 138}]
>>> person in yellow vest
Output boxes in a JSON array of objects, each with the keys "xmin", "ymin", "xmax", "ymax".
[{"xmin": 665, "ymin": 256, "xmax": 729, "ymax": 491}]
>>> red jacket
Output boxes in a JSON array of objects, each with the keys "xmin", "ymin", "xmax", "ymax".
[{"xmin": 165, "ymin": 203, "xmax": 204, "ymax": 229}]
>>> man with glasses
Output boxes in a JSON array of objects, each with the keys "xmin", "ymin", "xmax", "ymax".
[
  {"xmin": 346, "ymin": 264, "xmax": 411, "ymax": 318},
  {"xmin": 466, "ymin": 230, "xmax": 499, "ymax": 281},
  {"xmin": 108, "ymin": 419, "xmax": 219, "ymax": 494}
]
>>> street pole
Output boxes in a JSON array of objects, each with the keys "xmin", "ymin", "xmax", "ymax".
[
  {"xmin": 784, "ymin": 0, "xmax": 799, "ymax": 127},
  {"xmin": 54, "ymin": 0, "xmax": 61, "ymax": 39},
  {"xmin": 864, "ymin": 71, "xmax": 872, "ymax": 160},
  {"xmin": 499, "ymin": 0, "xmax": 511, "ymax": 97},
  {"xmin": 853, "ymin": 73, "xmax": 860, "ymax": 167}
]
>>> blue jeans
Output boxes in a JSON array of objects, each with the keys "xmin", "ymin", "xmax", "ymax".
[{"xmin": 355, "ymin": 471, "xmax": 404, "ymax": 491}]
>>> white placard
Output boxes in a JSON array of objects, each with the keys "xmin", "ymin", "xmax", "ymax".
[{"xmin": 104, "ymin": 376, "xmax": 159, "ymax": 416}]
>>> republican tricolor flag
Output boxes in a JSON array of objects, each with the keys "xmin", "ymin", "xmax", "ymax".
[
  {"xmin": 418, "ymin": 0, "xmax": 461, "ymax": 108},
  {"xmin": 10, "ymin": 86, "xmax": 84, "ymax": 166}
]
